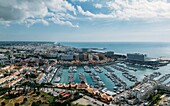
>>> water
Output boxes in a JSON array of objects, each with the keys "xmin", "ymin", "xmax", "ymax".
[
  {"xmin": 56, "ymin": 42, "xmax": 170, "ymax": 91},
  {"xmin": 60, "ymin": 42, "xmax": 170, "ymax": 58}
]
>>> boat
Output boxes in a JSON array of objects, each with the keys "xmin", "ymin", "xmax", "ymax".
[
  {"xmin": 93, "ymin": 66, "xmax": 103, "ymax": 73},
  {"xmin": 97, "ymin": 81, "xmax": 105, "ymax": 87},
  {"xmin": 68, "ymin": 66, "xmax": 77, "ymax": 73},
  {"xmin": 53, "ymin": 76, "xmax": 61, "ymax": 83},
  {"xmin": 79, "ymin": 73, "xmax": 86, "ymax": 82},
  {"xmin": 84, "ymin": 66, "xmax": 91, "ymax": 73},
  {"xmin": 113, "ymin": 87, "xmax": 118, "ymax": 91},
  {"xmin": 68, "ymin": 74, "xmax": 74, "ymax": 83},
  {"xmin": 122, "ymin": 72, "xmax": 137, "ymax": 82},
  {"xmin": 103, "ymin": 66, "xmax": 114, "ymax": 72}
]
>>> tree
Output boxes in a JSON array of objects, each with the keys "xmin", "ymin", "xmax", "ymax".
[
  {"xmin": 36, "ymin": 91, "xmax": 40, "ymax": 96},
  {"xmin": 74, "ymin": 92, "xmax": 79, "ymax": 96},
  {"xmin": 1, "ymin": 102, "xmax": 5, "ymax": 106},
  {"xmin": 23, "ymin": 98, "xmax": 27, "ymax": 102},
  {"xmin": 14, "ymin": 102, "xmax": 19, "ymax": 106},
  {"xmin": 31, "ymin": 102, "xmax": 39, "ymax": 106}
]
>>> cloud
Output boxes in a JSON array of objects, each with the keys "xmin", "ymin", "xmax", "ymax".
[
  {"xmin": 94, "ymin": 4, "xmax": 103, "ymax": 8},
  {"xmin": 49, "ymin": 17, "xmax": 79, "ymax": 28},
  {"xmin": 107, "ymin": 0, "xmax": 170, "ymax": 20},
  {"xmin": 77, "ymin": 6, "xmax": 114, "ymax": 18},
  {"xmin": 77, "ymin": 0, "xmax": 88, "ymax": 2},
  {"xmin": 0, "ymin": 0, "xmax": 78, "ymax": 27},
  {"xmin": 1, "ymin": 0, "xmax": 170, "ymax": 28},
  {"xmin": 77, "ymin": 0, "xmax": 170, "ymax": 21},
  {"xmin": 23, "ymin": 19, "xmax": 49, "ymax": 27}
]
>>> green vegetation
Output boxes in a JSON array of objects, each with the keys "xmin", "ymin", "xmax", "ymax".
[
  {"xmin": 148, "ymin": 93, "xmax": 162, "ymax": 106},
  {"xmin": 0, "ymin": 90, "xmax": 84, "ymax": 106},
  {"xmin": 0, "ymin": 91, "xmax": 56, "ymax": 106}
]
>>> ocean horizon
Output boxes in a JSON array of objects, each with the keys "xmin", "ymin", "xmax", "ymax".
[{"xmin": 59, "ymin": 42, "xmax": 170, "ymax": 58}]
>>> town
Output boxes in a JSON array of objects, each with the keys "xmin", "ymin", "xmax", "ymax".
[{"xmin": 0, "ymin": 42, "xmax": 169, "ymax": 106}]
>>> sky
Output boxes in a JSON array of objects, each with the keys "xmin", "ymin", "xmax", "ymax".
[{"xmin": 0, "ymin": 0, "xmax": 170, "ymax": 42}]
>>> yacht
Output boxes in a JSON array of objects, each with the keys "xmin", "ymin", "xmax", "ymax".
[
  {"xmin": 53, "ymin": 76, "xmax": 61, "ymax": 83},
  {"xmin": 93, "ymin": 66, "xmax": 103, "ymax": 73},
  {"xmin": 84, "ymin": 66, "xmax": 91, "ymax": 73}
]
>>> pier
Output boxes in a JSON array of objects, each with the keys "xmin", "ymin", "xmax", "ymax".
[
  {"xmin": 143, "ymin": 72, "xmax": 161, "ymax": 82},
  {"xmin": 165, "ymin": 81, "xmax": 170, "ymax": 86},
  {"xmin": 90, "ymin": 73, "xmax": 105, "ymax": 88},
  {"xmin": 105, "ymin": 71, "xmax": 127, "ymax": 93},
  {"xmin": 116, "ymin": 64, "xmax": 137, "ymax": 71},
  {"xmin": 103, "ymin": 66, "xmax": 114, "ymax": 72},
  {"xmin": 51, "ymin": 67, "xmax": 63, "ymax": 83},
  {"xmin": 47, "ymin": 67, "xmax": 58, "ymax": 83},
  {"xmin": 157, "ymin": 74, "xmax": 170, "ymax": 83},
  {"xmin": 122, "ymin": 72, "xmax": 138, "ymax": 82},
  {"xmin": 110, "ymin": 64, "xmax": 129, "ymax": 73}
]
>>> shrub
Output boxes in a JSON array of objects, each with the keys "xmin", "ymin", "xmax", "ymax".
[
  {"xmin": 1, "ymin": 102, "xmax": 5, "ymax": 106},
  {"xmin": 14, "ymin": 102, "xmax": 19, "ymax": 106},
  {"xmin": 23, "ymin": 98, "xmax": 27, "ymax": 102}
]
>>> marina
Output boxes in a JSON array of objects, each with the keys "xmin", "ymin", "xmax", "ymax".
[
  {"xmin": 2, "ymin": 5, "xmax": 170, "ymax": 105},
  {"xmin": 52, "ymin": 63, "xmax": 170, "ymax": 91}
]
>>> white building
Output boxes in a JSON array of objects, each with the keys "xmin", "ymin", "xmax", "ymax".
[
  {"xmin": 88, "ymin": 54, "xmax": 93, "ymax": 61},
  {"xmin": 133, "ymin": 80, "xmax": 158, "ymax": 101},
  {"xmin": 0, "ymin": 54, "xmax": 8, "ymax": 60}
]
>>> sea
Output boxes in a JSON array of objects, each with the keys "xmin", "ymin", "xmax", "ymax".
[{"xmin": 55, "ymin": 42, "xmax": 170, "ymax": 91}]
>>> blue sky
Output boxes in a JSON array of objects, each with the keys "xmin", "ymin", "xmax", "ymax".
[{"xmin": 0, "ymin": 0, "xmax": 170, "ymax": 42}]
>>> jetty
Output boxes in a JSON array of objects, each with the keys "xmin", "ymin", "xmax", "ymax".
[
  {"xmin": 103, "ymin": 66, "xmax": 114, "ymax": 72},
  {"xmin": 122, "ymin": 72, "xmax": 138, "ymax": 82},
  {"xmin": 157, "ymin": 74, "xmax": 170, "ymax": 83}
]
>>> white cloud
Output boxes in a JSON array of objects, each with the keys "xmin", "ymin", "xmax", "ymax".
[
  {"xmin": 1, "ymin": 0, "xmax": 170, "ymax": 28},
  {"xmin": 77, "ymin": 0, "xmax": 88, "ymax": 2},
  {"xmin": 0, "ymin": 0, "xmax": 78, "ymax": 27},
  {"xmin": 77, "ymin": 6, "xmax": 114, "ymax": 18},
  {"xmin": 94, "ymin": 4, "xmax": 103, "ymax": 8},
  {"xmin": 23, "ymin": 19, "xmax": 49, "ymax": 27},
  {"xmin": 49, "ymin": 17, "xmax": 79, "ymax": 28},
  {"xmin": 77, "ymin": 0, "xmax": 170, "ymax": 21},
  {"xmin": 107, "ymin": 0, "xmax": 170, "ymax": 20}
]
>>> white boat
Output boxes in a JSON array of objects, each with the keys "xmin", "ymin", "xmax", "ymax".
[
  {"xmin": 68, "ymin": 66, "xmax": 77, "ymax": 73},
  {"xmin": 84, "ymin": 66, "xmax": 91, "ymax": 73},
  {"xmin": 94, "ymin": 66, "xmax": 103, "ymax": 73},
  {"xmin": 53, "ymin": 77, "xmax": 61, "ymax": 83}
]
